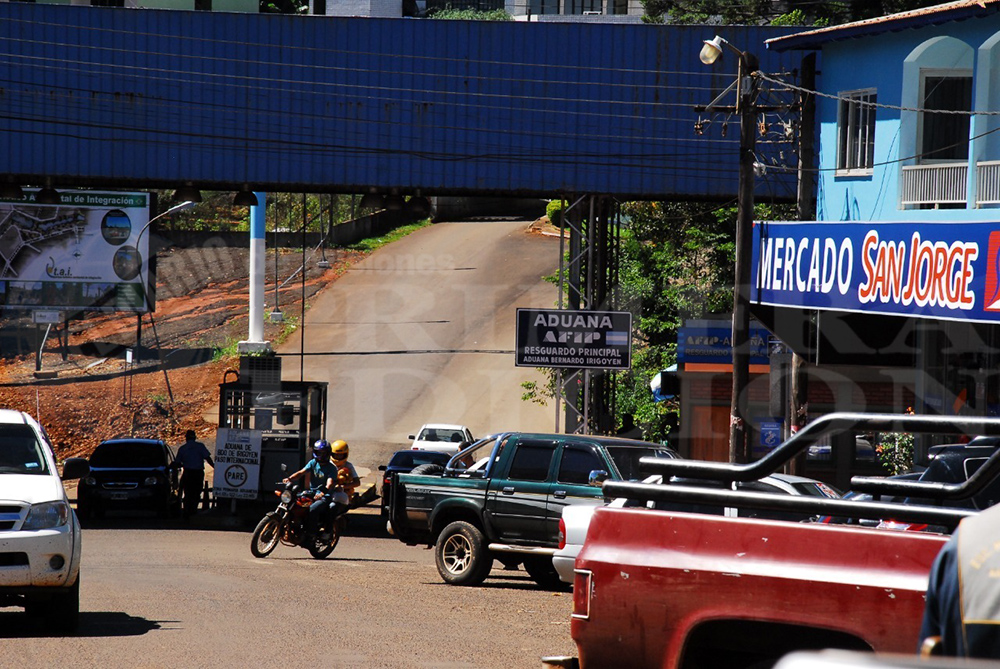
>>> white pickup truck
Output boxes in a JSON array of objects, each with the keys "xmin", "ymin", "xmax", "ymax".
[{"xmin": 0, "ymin": 409, "xmax": 87, "ymax": 632}]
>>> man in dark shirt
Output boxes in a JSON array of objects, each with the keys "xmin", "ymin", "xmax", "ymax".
[
  {"xmin": 920, "ymin": 503, "xmax": 1000, "ymax": 658},
  {"xmin": 172, "ymin": 430, "xmax": 214, "ymax": 519}
]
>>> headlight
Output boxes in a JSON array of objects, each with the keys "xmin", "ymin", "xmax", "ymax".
[
  {"xmin": 144, "ymin": 476, "xmax": 159, "ymax": 486},
  {"xmin": 82, "ymin": 476, "xmax": 97, "ymax": 486},
  {"xmin": 23, "ymin": 501, "xmax": 70, "ymax": 530},
  {"xmin": 280, "ymin": 490, "xmax": 293, "ymax": 504}
]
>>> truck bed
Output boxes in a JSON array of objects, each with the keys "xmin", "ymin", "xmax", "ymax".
[{"xmin": 572, "ymin": 508, "xmax": 948, "ymax": 669}]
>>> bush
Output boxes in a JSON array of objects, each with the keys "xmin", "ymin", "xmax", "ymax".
[{"xmin": 546, "ymin": 199, "xmax": 566, "ymax": 228}]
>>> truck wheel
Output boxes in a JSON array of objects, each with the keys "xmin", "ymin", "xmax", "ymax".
[
  {"xmin": 48, "ymin": 575, "xmax": 81, "ymax": 633},
  {"xmin": 435, "ymin": 521, "xmax": 493, "ymax": 586},
  {"xmin": 523, "ymin": 556, "xmax": 568, "ymax": 591},
  {"xmin": 27, "ymin": 576, "xmax": 81, "ymax": 634},
  {"xmin": 410, "ymin": 463, "xmax": 445, "ymax": 476}
]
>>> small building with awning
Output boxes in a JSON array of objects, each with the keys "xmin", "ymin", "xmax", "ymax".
[
  {"xmin": 671, "ymin": 2, "xmax": 1000, "ymax": 487},
  {"xmin": 746, "ymin": 0, "xmax": 1000, "ymax": 485}
]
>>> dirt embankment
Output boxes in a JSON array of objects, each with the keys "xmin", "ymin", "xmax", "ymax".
[{"xmin": 0, "ymin": 245, "xmax": 364, "ymax": 458}]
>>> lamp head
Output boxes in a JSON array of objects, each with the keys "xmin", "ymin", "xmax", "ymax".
[
  {"xmin": 36, "ymin": 186, "xmax": 61, "ymax": 205},
  {"xmin": 233, "ymin": 188, "xmax": 259, "ymax": 207},
  {"xmin": 358, "ymin": 193, "xmax": 385, "ymax": 211},
  {"xmin": 699, "ymin": 36, "xmax": 724, "ymax": 65},
  {"xmin": 174, "ymin": 184, "xmax": 203, "ymax": 203}
]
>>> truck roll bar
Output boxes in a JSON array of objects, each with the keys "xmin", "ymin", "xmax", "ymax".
[{"xmin": 636, "ymin": 412, "xmax": 1000, "ymax": 504}]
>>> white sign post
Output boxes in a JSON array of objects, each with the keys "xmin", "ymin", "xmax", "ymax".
[{"xmin": 212, "ymin": 428, "xmax": 263, "ymax": 501}]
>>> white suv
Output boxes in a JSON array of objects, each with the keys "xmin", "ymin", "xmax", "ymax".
[
  {"xmin": 408, "ymin": 423, "xmax": 474, "ymax": 455},
  {"xmin": 0, "ymin": 410, "xmax": 86, "ymax": 632}
]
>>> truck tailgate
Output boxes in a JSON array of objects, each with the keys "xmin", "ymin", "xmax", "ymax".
[{"xmin": 572, "ymin": 507, "xmax": 949, "ymax": 669}]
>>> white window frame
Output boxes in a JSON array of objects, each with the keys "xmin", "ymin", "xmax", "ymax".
[{"xmin": 836, "ymin": 88, "xmax": 877, "ymax": 175}]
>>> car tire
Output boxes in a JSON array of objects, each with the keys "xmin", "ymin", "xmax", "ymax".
[
  {"xmin": 523, "ymin": 556, "xmax": 568, "ymax": 591},
  {"xmin": 435, "ymin": 521, "xmax": 493, "ymax": 586},
  {"xmin": 26, "ymin": 576, "xmax": 81, "ymax": 634},
  {"xmin": 410, "ymin": 463, "xmax": 445, "ymax": 476}
]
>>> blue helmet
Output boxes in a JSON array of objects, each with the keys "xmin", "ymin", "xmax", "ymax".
[{"xmin": 312, "ymin": 439, "xmax": 331, "ymax": 458}]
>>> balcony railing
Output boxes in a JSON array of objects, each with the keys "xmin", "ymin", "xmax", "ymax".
[
  {"xmin": 978, "ymin": 161, "xmax": 1000, "ymax": 206},
  {"xmin": 900, "ymin": 163, "xmax": 968, "ymax": 207}
]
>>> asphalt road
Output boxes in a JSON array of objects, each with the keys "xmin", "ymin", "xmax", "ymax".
[
  {"xmin": 277, "ymin": 218, "xmax": 561, "ymax": 471},
  {"xmin": 1, "ymin": 510, "xmax": 578, "ymax": 668}
]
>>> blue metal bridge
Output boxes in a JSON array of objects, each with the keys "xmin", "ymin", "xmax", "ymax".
[{"xmin": 0, "ymin": 4, "xmax": 799, "ymax": 200}]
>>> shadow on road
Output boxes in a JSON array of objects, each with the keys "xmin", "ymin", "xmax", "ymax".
[{"xmin": 0, "ymin": 611, "xmax": 163, "ymax": 638}]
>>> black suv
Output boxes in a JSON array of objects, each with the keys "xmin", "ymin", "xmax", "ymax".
[{"xmin": 74, "ymin": 439, "xmax": 179, "ymax": 519}]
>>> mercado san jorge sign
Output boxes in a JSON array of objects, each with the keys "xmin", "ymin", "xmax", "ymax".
[
  {"xmin": 515, "ymin": 308, "xmax": 632, "ymax": 370},
  {"xmin": 751, "ymin": 221, "xmax": 1000, "ymax": 324}
]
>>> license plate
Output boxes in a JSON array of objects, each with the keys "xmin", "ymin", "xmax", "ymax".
[{"xmin": 110, "ymin": 492, "xmax": 128, "ymax": 501}]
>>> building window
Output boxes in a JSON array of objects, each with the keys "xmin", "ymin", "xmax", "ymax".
[
  {"xmin": 837, "ymin": 89, "xmax": 877, "ymax": 173},
  {"xmin": 195, "ymin": 0, "xmax": 212, "ymax": 9},
  {"xmin": 920, "ymin": 73, "xmax": 972, "ymax": 162}
]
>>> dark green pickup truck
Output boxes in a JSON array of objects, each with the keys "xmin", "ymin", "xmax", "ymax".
[{"xmin": 387, "ymin": 431, "xmax": 677, "ymax": 587}]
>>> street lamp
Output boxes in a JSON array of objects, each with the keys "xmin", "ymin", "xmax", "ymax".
[
  {"xmin": 700, "ymin": 35, "xmax": 760, "ymax": 464},
  {"xmin": 135, "ymin": 200, "xmax": 196, "ymax": 253}
]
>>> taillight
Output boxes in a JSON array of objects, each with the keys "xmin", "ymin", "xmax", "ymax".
[
  {"xmin": 572, "ymin": 570, "xmax": 592, "ymax": 620},
  {"xmin": 558, "ymin": 517, "xmax": 566, "ymax": 550}
]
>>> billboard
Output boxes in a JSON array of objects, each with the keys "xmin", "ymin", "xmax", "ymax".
[
  {"xmin": 0, "ymin": 190, "xmax": 153, "ymax": 313},
  {"xmin": 752, "ymin": 220, "xmax": 1000, "ymax": 325},
  {"xmin": 515, "ymin": 308, "xmax": 632, "ymax": 370}
]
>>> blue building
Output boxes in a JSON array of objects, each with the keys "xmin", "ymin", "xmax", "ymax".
[{"xmin": 752, "ymin": 0, "xmax": 1000, "ymax": 474}]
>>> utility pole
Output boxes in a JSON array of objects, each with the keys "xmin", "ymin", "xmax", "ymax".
[{"xmin": 729, "ymin": 49, "xmax": 759, "ymax": 464}]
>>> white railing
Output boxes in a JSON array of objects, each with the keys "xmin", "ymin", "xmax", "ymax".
[
  {"xmin": 900, "ymin": 163, "xmax": 967, "ymax": 206},
  {"xmin": 977, "ymin": 161, "xmax": 1000, "ymax": 205}
]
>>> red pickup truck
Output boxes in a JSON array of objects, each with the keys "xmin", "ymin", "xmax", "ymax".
[{"xmin": 562, "ymin": 413, "xmax": 1000, "ymax": 669}]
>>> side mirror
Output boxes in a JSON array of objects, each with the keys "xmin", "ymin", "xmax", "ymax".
[
  {"xmin": 378, "ymin": 465, "xmax": 387, "ymax": 471},
  {"xmin": 62, "ymin": 457, "xmax": 90, "ymax": 481},
  {"xmin": 408, "ymin": 434, "xmax": 416, "ymax": 440},
  {"xmin": 588, "ymin": 469, "xmax": 609, "ymax": 486},
  {"xmin": 280, "ymin": 463, "xmax": 288, "ymax": 472}
]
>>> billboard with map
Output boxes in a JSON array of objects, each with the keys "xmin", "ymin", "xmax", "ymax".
[{"xmin": 0, "ymin": 190, "xmax": 153, "ymax": 313}]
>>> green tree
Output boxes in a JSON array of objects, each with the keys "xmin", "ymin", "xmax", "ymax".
[{"xmin": 429, "ymin": 8, "xmax": 513, "ymax": 19}]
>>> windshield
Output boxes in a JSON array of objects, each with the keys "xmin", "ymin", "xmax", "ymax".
[
  {"xmin": 0, "ymin": 425, "xmax": 49, "ymax": 475},
  {"xmin": 449, "ymin": 434, "xmax": 505, "ymax": 474},
  {"xmin": 389, "ymin": 451, "xmax": 449, "ymax": 469},
  {"xmin": 789, "ymin": 481, "xmax": 842, "ymax": 499},
  {"xmin": 418, "ymin": 427, "xmax": 466, "ymax": 444},
  {"xmin": 91, "ymin": 441, "xmax": 167, "ymax": 468},
  {"xmin": 606, "ymin": 446, "xmax": 676, "ymax": 481}
]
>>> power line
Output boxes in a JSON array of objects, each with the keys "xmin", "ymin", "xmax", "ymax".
[{"xmin": 758, "ymin": 71, "xmax": 1000, "ymax": 116}]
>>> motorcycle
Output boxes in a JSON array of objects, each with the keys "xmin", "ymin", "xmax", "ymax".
[{"xmin": 250, "ymin": 481, "xmax": 343, "ymax": 559}]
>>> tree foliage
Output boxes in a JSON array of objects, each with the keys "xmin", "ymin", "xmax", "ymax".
[
  {"xmin": 642, "ymin": 0, "xmax": 959, "ymax": 26},
  {"xmin": 428, "ymin": 8, "xmax": 513, "ymax": 20}
]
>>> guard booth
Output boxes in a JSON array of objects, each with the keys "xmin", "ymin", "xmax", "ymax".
[{"xmin": 217, "ymin": 356, "xmax": 327, "ymax": 500}]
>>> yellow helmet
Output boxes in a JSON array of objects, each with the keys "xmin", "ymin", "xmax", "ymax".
[{"xmin": 331, "ymin": 439, "xmax": 349, "ymax": 461}]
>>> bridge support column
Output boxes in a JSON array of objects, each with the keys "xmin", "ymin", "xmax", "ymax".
[
  {"xmin": 557, "ymin": 195, "xmax": 621, "ymax": 435},
  {"xmin": 239, "ymin": 191, "xmax": 271, "ymax": 355}
]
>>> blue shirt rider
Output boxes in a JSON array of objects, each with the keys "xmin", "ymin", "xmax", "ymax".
[{"xmin": 284, "ymin": 439, "xmax": 339, "ymax": 536}]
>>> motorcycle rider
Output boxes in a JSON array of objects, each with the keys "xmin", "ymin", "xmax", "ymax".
[
  {"xmin": 329, "ymin": 439, "xmax": 360, "ymax": 524},
  {"xmin": 283, "ymin": 439, "xmax": 339, "ymax": 537}
]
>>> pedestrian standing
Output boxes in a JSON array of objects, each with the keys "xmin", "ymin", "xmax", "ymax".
[{"xmin": 173, "ymin": 430, "xmax": 214, "ymax": 520}]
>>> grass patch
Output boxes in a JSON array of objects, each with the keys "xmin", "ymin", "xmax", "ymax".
[
  {"xmin": 272, "ymin": 312, "xmax": 299, "ymax": 347},
  {"xmin": 347, "ymin": 219, "xmax": 431, "ymax": 253}
]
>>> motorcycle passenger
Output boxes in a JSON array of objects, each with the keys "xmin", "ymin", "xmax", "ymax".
[
  {"xmin": 283, "ymin": 439, "xmax": 339, "ymax": 537},
  {"xmin": 329, "ymin": 439, "xmax": 360, "ymax": 522}
]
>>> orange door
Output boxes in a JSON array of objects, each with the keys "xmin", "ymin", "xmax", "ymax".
[{"xmin": 689, "ymin": 405, "xmax": 731, "ymax": 461}]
